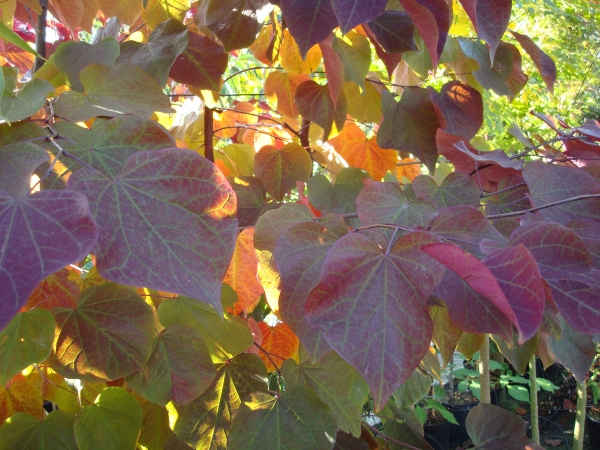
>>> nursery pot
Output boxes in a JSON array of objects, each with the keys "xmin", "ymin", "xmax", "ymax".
[
  {"xmin": 443, "ymin": 399, "xmax": 479, "ymax": 446},
  {"xmin": 424, "ymin": 420, "xmax": 450, "ymax": 450},
  {"xmin": 587, "ymin": 408, "xmax": 600, "ymax": 449}
]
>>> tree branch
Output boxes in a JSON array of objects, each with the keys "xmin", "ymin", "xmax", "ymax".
[{"xmin": 486, "ymin": 194, "xmax": 600, "ymax": 220}]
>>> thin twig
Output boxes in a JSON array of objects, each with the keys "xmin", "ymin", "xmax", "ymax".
[
  {"xmin": 253, "ymin": 342, "xmax": 283, "ymax": 377},
  {"xmin": 486, "ymin": 194, "xmax": 600, "ymax": 220}
]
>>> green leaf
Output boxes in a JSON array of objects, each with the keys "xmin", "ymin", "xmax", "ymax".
[
  {"xmin": 307, "ymin": 167, "xmax": 371, "ymax": 215},
  {"xmin": 158, "ymin": 296, "xmax": 253, "ymax": 362},
  {"xmin": 228, "ymin": 384, "xmax": 337, "ymax": 450},
  {"xmin": 173, "ymin": 354, "xmax": 268, "ymax": 449},
  {"xmin": 52, "ymin": 282, "xmax": 155, "ymax": 382},
  {"xmin": 0, "ymin": 142, "xmax": 48, "ymax": 198},
  {"xmin": 536, "ymin": 378, "xmax": 559, "ymax": 392},
  {"xmin": 0, "ymin": 22, "xmax": 39, "ymax": 56},
  {"xmin": 126, "ymin": 325, "xmax": 216, "ymax": 406},
  {"xmin": 54, "ymin": 63, "xmax": 172, "ymax": 122},
  {"xmin": 507, "ymin": 385, "xmax": 530, "ymax": 403},
  {"xmin": 0, "ymin": 78, "xmax": 54, "ymax": 123},
  {"xmin": 282, "ymin": 350, "xmax": 368, "ymax": 436},
  {"xmin": 74, "ymin": 387, "xmax": 143, "ymax": 450},
  {"xmin": 253, "ymin": 143, "xmax": 312, "ymax": 201},
  {"xmin": 425, "ymin": 399, "xmax": 459, "ymax": 425},
  {"xmin": 491, "ymin": 333, "xmax": 539, "ymax": 375},
  {"xmin": 332, "ymin": 32, "xmax": 371, "ymax": 91},
  {"xmin": 54, "ymin": 38, "xmax": 120, "ymax": 92},
  {"xmin": 382, "ymin": 408, "xmax": 432, "ymax": 450},
  {"xmin": 0, "ymin": 411, "xmax": 77, "ymax": 450},
  {"xmin": 0, "ymin": 309, "xmax": 55, "ymax": 385},
  {"xmin": 393, "ymin": 369, "xmax": 432, "ymax": 408},
  {"xmin": 466, "ymin": 404, "xmax": 538, "ymax": 449}
]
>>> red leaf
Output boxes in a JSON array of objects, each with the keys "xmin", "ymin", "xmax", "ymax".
[
  {"xmin": 362, "ymin": 24, "xmax": 402, "ymax": 79},
  {"xmin": 280, "ymin": 0, "xmax": 339, "ymax": 58},
  {"xmin": 295, "ymin": 80, "xmax": 347, "ymax": 141},
  {"xmin": 510, "ymin": 30, "xmax": 557, "ymax": 94},
  {"xmin": 69, "ymin": 149, "xmax": 237, "ymax": 315},
  {"xmin": 318, "ymin": 33, "xmax": 345, "ymax": 104},
  {"xmin": 436, "ymin": 129, "xmax": 523, "ymax": 192},
  {"xmin": 398, "ymin": 0, "xmax": 440, "ymax": 69},
  {"xmin": 458, "ymin": 0, "xmax": 477, "ymax": 31},
  {"xmin": 575, "ymin": 119, "xmax": 600, "ymax": 141},
  {"xmin": 368, "ymin": 10, "xmax": 417, "ymax": 54},
  {"xmin": 332, "ymin": 0, "xmax": 387, "ymax": 35},
  {"xmin": 0, "ymin": 190, "xmax": 98, "ymax": 330},
  {"xmin": 564, "ymin": 138, "xmax": 600, "ymax": 167},
  {"xmin": 26, "ymin": 269, "xmax": 80, "ymax": 310},
  {"xmin": 306, "ymin": 231, "xmax": 445, "ymax": 411},
  {"xmin": 475, "ymin": 0, "xmax": 512, "ymax": 65},
  {"xmin": 169, "ymin": 31, "xmax": 228, "ymax": 91},
  {"xmin": 428, "ymin": 81, "xmax": 483, "ymax": 141}
]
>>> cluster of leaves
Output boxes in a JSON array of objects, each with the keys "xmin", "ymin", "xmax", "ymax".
[{"xmin": 1, "ymin": 0, "xmax": 600, "ymax": 449}]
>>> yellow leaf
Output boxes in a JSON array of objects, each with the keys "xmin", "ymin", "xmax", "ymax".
[
  {"xmin": 280, "ymin": 29, "xmax": 322, "ymax": 74},
  {"xmin": 142, "ymin": 0, "xmax": 190, "ymax": 29},
  {"xmin": 396, "ymin": 158, "xmax": 422, "ymax": 182},
  {"xmin": 0, "ymin": 375, "xmax": 43, "ymax": 423},
  {"xmin": 49, "ymin": 0, "xmax": 84, "ymax": 32},
  {"xmin": 264, "ymin": 71, "xmax": 310, "ymax": 119},
  {"xmin": 96, "ymin": 0, "xmax": 143, "ymax": 26}
]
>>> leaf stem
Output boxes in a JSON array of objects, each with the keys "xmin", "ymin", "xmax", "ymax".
[{"xmin": 573, "ymin": 378, "xmax": 587, "ymax": 450}]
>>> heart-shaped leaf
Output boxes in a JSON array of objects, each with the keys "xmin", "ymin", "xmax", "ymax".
[
  {"xmin": 127, "ymin": 324, "xmax": 216, "ymax": 406},
  {"xmin": 74, "ymin": 387, "xmax": 143, "ymax": 450},
  {"xmin": 475, "ymin": 0, "xmax": 512, "ymax": 65},
  {"xmin": 295, "ymin": 80, "xmax": 347, "ymax": 140},
  {"xmin": 0, "ymin": 142, "xmax": 48, "ymax": 198},
  {"xmin": 428, "ymin": 81, "xmax": 483, "ymax": 141},
  {"xmin": 0, "ymin": 411, "xmax": 77, "ymax": 450},
  {"xmin": 69, "ymin": 148, "xmax": 237, "ymax": 314},
  {"xmin": 257, "ymin": 322, "xmax": 299, "ymax": 372},
  {"xmin": 264, "ymin": 71, "xmax": 310, "ymax": 119},
  {"xmin": 0, "ymin": 189, "xmax": 98, "ymax": 330},
  {"xmin": 306, "ymin": 231, "xmax": 445, "ymax": 411},
  {"xmin": 332, "ymin": 0, "xmax": 387, "ymax": 34},
  {"xmin": 52, "ymin": 282, "xmax": 155, "ymax": 382},
  {"xmin": 368, "ymin": 10, "xmax": 417, "ymax": 54},
  {"xmin": 229, "ymin": 384, "xmax": 337, "ymax": 449},
  {"xmin": 413, "ymin": 171, "xmax": 480, "ymax": 209},
  {"xmin": 0, "ymin": 79, "xmax": 53, "ymax": 123},
  {"xmin": 307, "ymin": 168, "xmax": 371, "ymax": 215},
  {"xmin": 509, "ymin": 30, "xmax": 556, "ymax": 94}
]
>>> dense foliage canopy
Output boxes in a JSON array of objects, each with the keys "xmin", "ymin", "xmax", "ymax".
[{"xmin": 0, "ymin": 0, "xmax": 599, "ymax": 449}]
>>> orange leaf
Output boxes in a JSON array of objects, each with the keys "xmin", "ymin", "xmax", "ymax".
[
  {"xmin": 396, "ymin": 158, "xmax": 422, "ymax": 182},
  {"xmin": 340, "ymin": 136, "xmax": 398, "ymax": 180},
  {"xmin": 49, "ymin": 0, "xmax": 83, "ymax": 32},
  {"xmin": 280, "ymin": 29, "xmax": 322, "ymax": 75},
  {"xmin": 327, "ymin": 120, "xmax": 365, "ymax": 153},
  {"xmin": 213, "ymin": 110, "xmax": 237, "ymax": 138},
  {"xmin": 25, "ymin": 268, "xmax": 80, "ymax": 310},
  {"xmin": 232, "ymin": 101, "xmax": 259, "ymax": 125},
  {"xmin": 264, "ymin": 71, "xmax": 310, "ymax": 119},
  {"xmin": 257, "ymin": 322, "xmax": 299, "ymax": 372},
  {"xmin": 249, "ymin": 21, "xmax": 282, "ymax": 66},
  {"xmin": 224, "ymin": 228, "xmax": 264, "ymax": 313},
  {"xmin": 0, "ymin": 374, "xmax": 43, "ymax": 423}
]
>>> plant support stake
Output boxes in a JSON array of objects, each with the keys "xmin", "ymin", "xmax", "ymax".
[
  {"xmin": 529, "ymin": 354, "xmax": 540, "ymax": 444},
  {"xmin": 573, "ymin": 379, "xmax": 587, "ymax": 450},
  {"xmin": 479, "ymin": 335, "xmax": 491, "ymax": 404}
]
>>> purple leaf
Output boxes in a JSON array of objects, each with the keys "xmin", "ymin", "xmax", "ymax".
[
  {"xmin": 306, "ymin": 231, "xmax": 445, "ymax": 411},
  {"xmin": 0, "ymin": 190, "xmax": 98, "ymax": 330},
  {"xmin": 548, "ymin": 317, "xmax": 597, "ymax": 382},
  {"xmin": 412, "ymin": 171, "xmax": 480, "ymax": 209},
  {"xmin": 280, "ymin": 0, "xmax": 339, "ymax": 58},
  {"xmin": 69, "ymin": 148, "xmax": 237, "ymax": 315},
  {"xmin": 368, "ymin": 11, "xmax": 417, "ymax": 54},
  {"xmin": 332, "ymin": 0, "xmax": 387, "ymax": 35},
  {"xmin": 467, "ymin": 404, "xmax": 540, "ymax": 449},
  {"xmin": 475, "ymin": 0, "xmax": 512, "ymax": 65},
  {"xmin": 428, "ymin": 81, "xmax": 483, "ymax": 141},
  {"xmin": 398, "ymin": 0, "xmax": 440, "ymax": 69},
  {"xmin": 510, "ymin": 30, "xmax": 556, "ymax": 94}
]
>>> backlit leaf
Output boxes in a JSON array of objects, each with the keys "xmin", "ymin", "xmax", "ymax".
[
  {"xmin": 295, "ymin": 80, "xmax": 347, "ymax": 141},
  {"xmin": 54, "ymin": 63, "xmax": 172, "ymax": 122},
  {"xmin": 127, "ymin": 325, "xmax": 216, "ymax": 406},
  {"xmin": 0, "ymin": 410, "xmax": 76, "ymax": 450},
  {"xmin": 264, "ymin": 71, "xmax": 310, "ymax": 118},
  {"xmin": 228, "ymin": 384, "xmax": 337, "ymax": 449},
  {"xmin": 142, "ymin": 0, "xmax": 190, "ymax": 29},
  {"xmin": 228, "ymin": 175, "xmax": 268, "ymax": 227},
  {"xmin": 254, "ymin": 143, "xmax": 312, "ymax": 201},
  {"xmin": 456, "ymin": 332, "xmax": 485, "ymax": 360},
  {"xmin": 157, "ymin": 296, "xmax": 254, "ymax": 362},
  {"xmin": 548, "ymin": 318, "xmax": 596, "ymax": 382},
  {"xmin": 117, "ymin": 19, "xmax": 189, "ymax": 87},
  {"xmin": 0, "ymin": 78, "xmax": 53, "ymax": 123},
  {"xmin": 257, "ymin": 322, "xmax": 299, "ymax": 372},
  {"xmin": 429, "ymin": 303, "xmax": 463, "ymax": 367},
  {"xmin": 393, "ymin": 368, "xmax": 432, "ymax": 408},
  {"xmin": 173, "ymin": 354, "xmax": 268, "ymax": 449},
  {"xmin": 0, "ymin": 189, "xmax": 98, "ymax": 331},
  {"xmin": 0, "ymin": 142, "xmax": 48, "ymax": 198},
  {"xmin": 428, "ymin": 81, "xmax": 483, "ymax": 141},
  {"xmin": 74, "ymin": 387, "xmax": 142, "ymax": 450},
  {"xmin": 368, "ymin": 10, "xmax": 417, "ymax": 54},
  {"xmin": 138, "ymin": 400, "xmax": 173, "ymax": 450},
  {"xmin": 475, "ymin": 0, "xmax": 512, "ymax": 65},
  {"xmin": 52, "ymin": 283, "xmax": 155, "ymax": 382},
  {"xmin": 307, "ymin": 167, "xmax": 371, "ymax": 215},
  {"xmin": 196, "ymin": 0, "xmax": 268, "ymax": 51},
  {"xmin": 332, "ymin": 0, "xmax": 386, "ymax": 34},
  {"xmin": 54, "ymin": 38, "xmax": 120, "ymax": 92},
  {"xmin": 397, "ymin": 0, "xmax": 443, "ymax": 69},
  {"xmin": 378, "ymin": 89, "xmax": 440, "ymax": 173},
  {"xmin": 224, "ymin": 228, "xmax": 264, "ymax": 312},
  {"xmin": 282, "ymin": 350, "xmax": 368, "ymax": 436},
  {"xmin": 49, "ymin": 0, "xmax": 83, "ymax": 32},
  {"xmin": 26, "ymin": 269, "xmax": 80, "ymax": 310},
  {"xmin": 491, "ymin": 332, "xmax": 539, "ymax": 376},
  {"xmin": 510, "ymin": 30, "xmax": 556, "ymax": 94},
  {"xmin": 280, "ymin": 0, "xmax": 338, "ymax": 58},
  {"xmin": 319, "ymin": 33, "xmax": 345, "ymax": 104},
  {"xmin": 0, "ymin": 375, "xmax": 43, "ymax": 424},
  {"xmin": 280, "ymin": 29, "xmax": 323, "ymax": 75},
  {"xmin": 344, "ymin": 78, "xmax": 384, "ymax": 124},
  {"xmin": 96, "ymin": 0, "xmax": 142, "ymax": 25},
  {"xmin": 466, "ymin": 404, "xmax": 538, "ymax": 450},
  {"xmin": 169, "ymin": 30, "xmax": 228, "ymax": 91},
  {"xmin": 0, "ymin": 309, "xmax": 54, "ymax": 385},
  {"xmin": 306, "ymin": 231, "xmax": 445, "ymax": 411},
  {"xmin": 340, "ymin": 136, "xmax": 398, "ymax": 181},
  {"xmin": 69, "ymin": 149, "xmax": 237, "ymax": 314}
]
